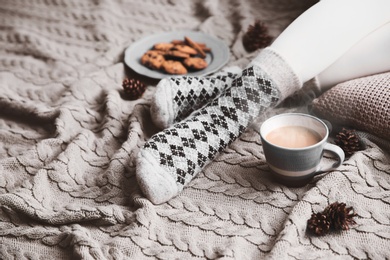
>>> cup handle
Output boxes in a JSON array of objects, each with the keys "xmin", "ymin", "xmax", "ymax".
[{"xmin": 314, "ymin": 143, "xmax": 345, "ymax": 175}]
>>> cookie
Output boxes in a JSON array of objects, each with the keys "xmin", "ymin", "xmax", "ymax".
[
  {"xmin": 141, "ymin": 50, "xmax": 165, "ymax": 70},
  {"xmin": 162, "ymin": 60, "xmax": 188, "ymax": 75},
  {"xmin": 153, "ymin": 42, "xmax": 174, "ymax": 51},
  {"xmin": 184, "ymin": 36, "xmax": 206, "ymax": 58},
  {"xmin": 164, "ymin": 50, "xmax": 190, "ymax": 59},
  {"xmin": 183, "ymin": 57, "xmax": 208, "ymax": 70},
  {"xmin": 171, "ymin": 40, "xmax": 209, "ymax": 51},
  {"xmin": 171, "ymin": 45, "xmax": 198, "ymax": 55}
]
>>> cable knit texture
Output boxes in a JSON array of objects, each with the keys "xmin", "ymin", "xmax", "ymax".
[{"xmin": 1, "ymin": 0, "xmax": 390, "ymax": 259}]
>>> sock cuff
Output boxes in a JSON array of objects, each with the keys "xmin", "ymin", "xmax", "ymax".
[{"xmin": 250, "ymin": 47, "xmax": 302, "ymax": 101}]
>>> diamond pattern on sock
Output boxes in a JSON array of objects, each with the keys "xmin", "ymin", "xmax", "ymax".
[
  {"xmin": 138, "ymin": 64, "xmax": 281, "ymax": 201},
  {"xmin": 171, "ymin": 73, "xmax": 237, "ymax": 123}
]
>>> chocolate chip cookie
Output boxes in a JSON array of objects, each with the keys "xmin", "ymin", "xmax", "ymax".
[
  {"xmin": 183, "ymin": 57, "xmax": 208, "ymax": 70},
  {"xmin": 162, "ymin": 60, "xmax": 188, "ymax": 75},
  {"xmin": 141, "ymin": 50, "xmax": 165, "ymax": 70}
]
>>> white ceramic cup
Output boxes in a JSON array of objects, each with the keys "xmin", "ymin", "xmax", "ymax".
[{"xmin": 260, "ymin": 113, "xmax": 345, "ymax": 186}]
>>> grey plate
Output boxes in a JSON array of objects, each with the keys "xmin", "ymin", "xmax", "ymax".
[{"xmin": 124, "ymin": 31, "xmax": 230, "ymax": 79}]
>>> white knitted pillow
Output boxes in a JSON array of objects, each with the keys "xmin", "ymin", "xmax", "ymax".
[{"xmin": 311, "ymin": 72, "xmax": 390, "ymax": 140}]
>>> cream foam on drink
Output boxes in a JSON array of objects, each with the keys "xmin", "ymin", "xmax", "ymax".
[{"xmin": 265, "ymin": 126, "xmax": 322, "ymax": 148}]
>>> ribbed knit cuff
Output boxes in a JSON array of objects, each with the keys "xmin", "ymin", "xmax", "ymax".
[{"xmin": 250, "ymin": 47, "xmax": 302, "ymax": 101}]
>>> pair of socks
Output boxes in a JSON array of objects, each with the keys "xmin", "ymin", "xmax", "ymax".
[{"xmin": 136, "ymin": 48, "xmax": 302, "ymax": 204}]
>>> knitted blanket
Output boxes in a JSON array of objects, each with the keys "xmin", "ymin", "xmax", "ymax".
[{"xmin": 1, "ymin": 0, "xmax": 389, "ymax": 259}]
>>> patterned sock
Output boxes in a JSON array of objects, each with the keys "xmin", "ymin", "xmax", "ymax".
[
  {"xmin": 151, "ymin": 69, "xmax": 240, "ymax": 129},
  {"xmin": 136, "ymin": 48, "xmax": 302, "ymax": 204}
]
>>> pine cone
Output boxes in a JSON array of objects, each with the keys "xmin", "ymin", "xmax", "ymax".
[
  {"xmin": 323, "ymin": 202, "xmax": 357, "ymax": 231},
  {"xmin": 307, "ymin": 212, "xmax": 331, "ymax": 236},
  {"xmin": 307, "ymin": 202, "xmax": 357, "ymax": 236},
  {"xmin": 122, "ymin": 78, "xmax": 146, "ymax": 100},
  {"xmin": 334, "ymin": 128, "xmax": 362, "ymax": 156},
  {"xmin": 242, "ymin": 20, "xmax": 273, "ymax": 52}
]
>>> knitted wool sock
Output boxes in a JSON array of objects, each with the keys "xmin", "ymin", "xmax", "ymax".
[
  {"xmin": 136, "ymin": 48, "xmax": 301, "ymax": 204},
  {"xmin": 151, "ymin": 71, "xmax": 239, "ymax": 129}
]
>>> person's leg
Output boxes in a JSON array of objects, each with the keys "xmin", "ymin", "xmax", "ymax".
[
  {"xmin": 137, "ymin": 0, "xmax": 390, "ymax": 204},
  {"xmin": 317, "ymin": 22, "xmax": 390, "ymax": 89},
  {"xmin": 271, "ymin": 0, "xmax": 390, "ymax": 84},
  {"xmin": 137, "ymin": 48, "xmax": 300, "ymax": 204}
]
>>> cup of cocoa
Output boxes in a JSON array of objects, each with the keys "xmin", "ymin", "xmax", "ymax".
[{"xmin": 260, "ymin": 113, "xmax": 345, "ymax": 187}]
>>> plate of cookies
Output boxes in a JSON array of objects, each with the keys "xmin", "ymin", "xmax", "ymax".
[{"xmin": 124, "ymin": 31, "xmax": 230, "ymax": 79}]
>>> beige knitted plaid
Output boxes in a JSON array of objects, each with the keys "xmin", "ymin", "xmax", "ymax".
[{"xmin": 1, "ymin": 0, "xmax": 389, "ymax": 259}]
